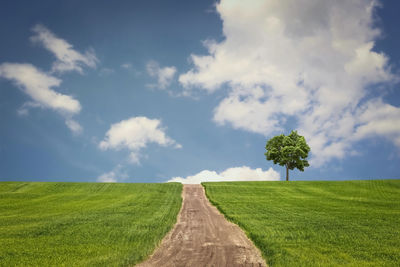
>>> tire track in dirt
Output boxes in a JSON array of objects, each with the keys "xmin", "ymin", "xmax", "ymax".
[{"xmin": 137, "ymin": 184, "xmax": 267, "ymax": 267}]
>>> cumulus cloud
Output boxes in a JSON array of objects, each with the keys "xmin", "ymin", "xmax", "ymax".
[
  {"xmin": 0, "ymin": 63, "xmax": 81, "ymax": 114},
  {"xmin": 167, "ymin": 166, "xmax": 280, "ymax": 184},
  {"xmin": 97, "ymin": 164, "xmax": 128, "ymax": 183},
  {"xmin": 146, "ymin": 60, "xmax": 177, "ymax": 89},
  {"xmin": 31, "ymin": 24, "xmax": 98, "ymax": 74},
  {"xmin": 97, "ymin": 172, "xmax": 118, "ymax": 183},
  {"xmin": 0, "ymin": 24, "xmax": 97, "ymax": 134},
  {"xmin": 0, "ymin": 63, "xmax": 84, "ymax": 134},
  {"xmin": 353, "ymin": 99, "xmax": 400, "ymax": 146},
  {"xmin": 179, "ymin": 0, "xmax": 400, "ymax": 166},
  {"xmin": 99, "ymin": 116, "xmax": 181, "ymax": 164}
]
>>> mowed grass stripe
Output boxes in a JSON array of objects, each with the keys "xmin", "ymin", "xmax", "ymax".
[
  {"xmin": 0, "ymin": 182, "xmax": 182, "ymax": 266},
  {"xmin": 203, "ymin": 180, "xmax": 400, "ymax": 266}
]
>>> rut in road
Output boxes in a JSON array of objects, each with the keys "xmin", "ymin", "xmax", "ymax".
[{"xmin": 137, "ymin": 184, "xmax": 267, "ymax": 267}]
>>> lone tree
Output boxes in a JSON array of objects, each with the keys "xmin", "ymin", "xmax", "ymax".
[{"xmin": 265, "ymin": 130, "xmax": 310, "ymax": 181}]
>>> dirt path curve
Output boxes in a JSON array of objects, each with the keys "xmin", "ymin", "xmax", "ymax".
[{"xmin": 137, "ymin": 184, "xmax": 267, "ymax": 267}]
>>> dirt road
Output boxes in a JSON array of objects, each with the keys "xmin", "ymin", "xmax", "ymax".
[{"xmin": 137, "ymin": 184, "xmax": 266, "ymax": 267}]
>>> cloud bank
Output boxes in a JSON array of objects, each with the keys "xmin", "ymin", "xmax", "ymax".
[
  {"xmin": 167, "ymin": 166, "xmax": 280, "ymax": 184},
  {"xmin": 179, "ymin": 0, "xmax": 400, "ymax": 166},
  {"xmin": 99, "ymin": 116, "xmax": 181, "ymax": 164}
]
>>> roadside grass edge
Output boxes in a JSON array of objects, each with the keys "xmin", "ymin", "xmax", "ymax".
[
  {"xmin": 135, "ymin": 183, "xmax": 184, "ymax": 265},
  {"xmin": 201, "ymin": 182, "xmax": 270, "ymax": 265}
]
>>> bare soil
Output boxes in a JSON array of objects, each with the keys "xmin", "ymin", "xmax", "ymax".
[{"xmin": 137, "ymin": 184, "xmax": 267, "ymax": 267}]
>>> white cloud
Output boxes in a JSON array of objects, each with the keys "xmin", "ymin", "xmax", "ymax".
[
  {"xmin": 17, "ymin": 102, "xmax": 42, "ymax": 116},
  {"xmin": 0, "ymin": 63, "xmax": 83, "ymax": 134},
  {"xmin": 213, "ymin": 86, "xmax": 285, "ymax": 135},
  {"xmin": 97, "ymin": 174, "xmax": 117, "ymax": 183},
  {"xmin": 0, "ymin": 63, "xmax": 81, "ymax": 115},
  {"xmin": 31, "ymin": 24, "xmax": 98, "ymax": 74},
  {"xmin": 65, "ymin": 119, "xmax": 83, "ymax": 135},
  {"xmin": 1, "ymin": 24, "xmax": 98, "ymax": 134},
  {"xmin": 353, "ymin": 99, "xmax": 400, "ymax": 146},
  {"xmin": 179, "ymin": 0, "xmax": 400, "ymax": 166},
  {"xmin": 97, "ymin": 164, "xmax": 128, "ymax": 183},
  {"xmin": 167, "ymin": 166, "xmax": 280, "ymax": 184},
  {"xmin": 99, "ymin": 116, "xmax": 181, "ymax": 164},
  {"xmin": 146, "ymin": 60, "xmax": 177, "ymax": 89}
]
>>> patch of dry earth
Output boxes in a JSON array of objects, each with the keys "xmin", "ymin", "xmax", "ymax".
[{"xmin": 137, "ymin": 184, "xmax": 266, "ymax": 267}]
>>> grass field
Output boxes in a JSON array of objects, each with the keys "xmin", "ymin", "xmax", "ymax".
[
  {"xmin": 203, "ymin": 180, "xmax": 400, "ymax": 266},
  {"xmin": 0, "ymin": 182, "xmax": 182, "ymax": 266}
]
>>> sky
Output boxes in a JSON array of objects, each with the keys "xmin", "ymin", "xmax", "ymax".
[{"xmin": 1, "ymin": 0, "xmax": 400, "ymax": 183}]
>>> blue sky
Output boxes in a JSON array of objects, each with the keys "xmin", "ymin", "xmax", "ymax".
[{"xmin": 1, "ymin": 0, "xmax": 399, "ymax": 183}]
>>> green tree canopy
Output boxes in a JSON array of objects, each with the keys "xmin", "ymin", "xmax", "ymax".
[{"xmin": 265, "ymin": 130, "xmax": 310, "ymax": 181}]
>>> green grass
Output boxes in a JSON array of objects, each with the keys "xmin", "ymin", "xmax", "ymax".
[
  {"xmin": 203, "ymin": 180, "xmax": 400, "ymax": 266},
  {"xmin": 0, "ymin": 182, "xmax": 182, "ymax": 266}
]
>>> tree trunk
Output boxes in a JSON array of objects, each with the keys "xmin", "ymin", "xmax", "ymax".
[{"xmin": 286, "ymin": 165, "xmax": 289, "ymax": 181}]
